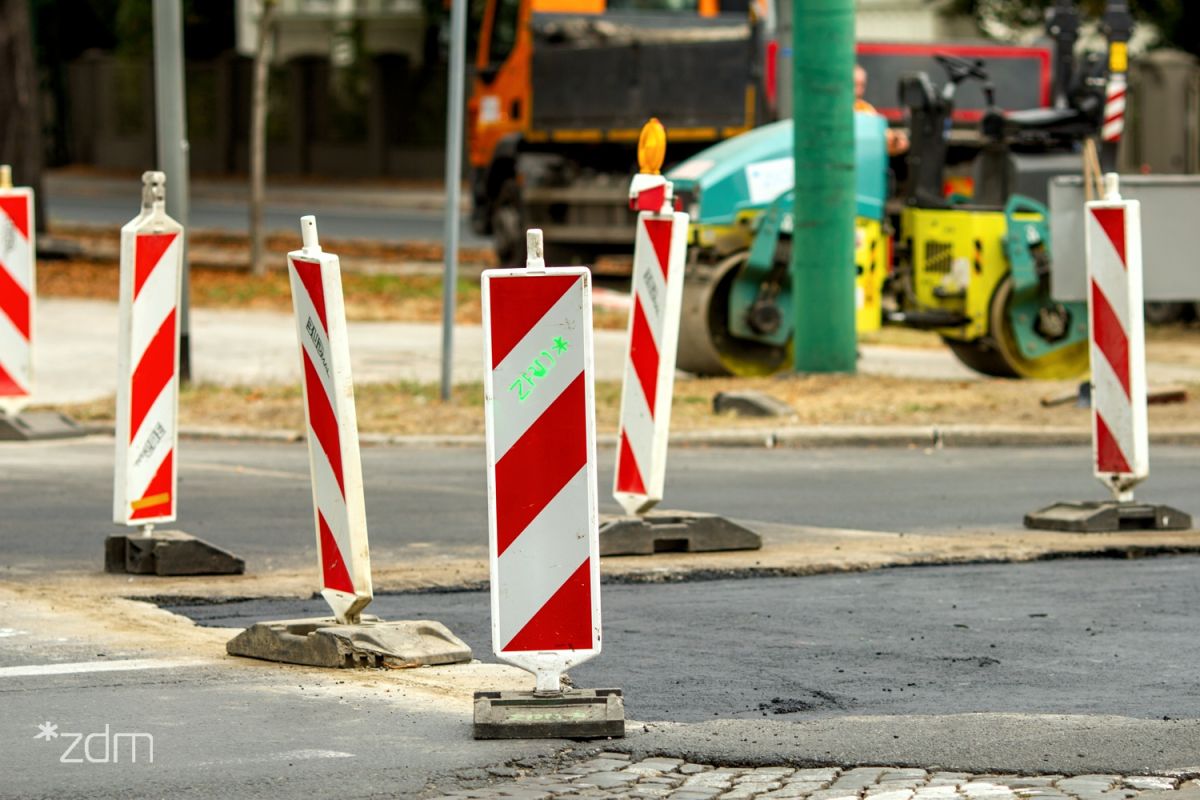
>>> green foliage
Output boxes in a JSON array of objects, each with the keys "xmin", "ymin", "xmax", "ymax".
[
  {"xmin": 31, "ymin": 0, "xmax": 119, "ymax": 59},
  {"xmin": 31, "ymin": 0, "xmax": 234, "ymax": 64},
  {"xmin": 938, "ymin": 0, "xmax": 1200, "ymax": 58},
  {"xmin": 114, "ymin": 0, "xmax": 152, "ymax": 56},
  {"xmin": 940, "ymin": 0, "xmax": 1100, "ymax": 31}
]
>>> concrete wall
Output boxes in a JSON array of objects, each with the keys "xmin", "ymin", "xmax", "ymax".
[
  {"xmin": 1119, "ymin": 50, "xmax": 1200, "ymax": 175},
  {"xmin": 855, "ymin": 0, "xmax": 977, "ymax": 42}
]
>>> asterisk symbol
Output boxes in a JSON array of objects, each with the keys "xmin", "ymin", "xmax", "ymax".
[
  {"xmin": 553, "ymin": 336, "xmax": 569, "ymax": 355},
  {"xmin": 34, "ymin": 721, "xmax": 58, "ymax": 741}
]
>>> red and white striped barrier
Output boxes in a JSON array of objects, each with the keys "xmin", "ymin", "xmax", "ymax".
[
  {"xmin": 107, "ymin": 173, "xmax": 243, "ymax": 574},
  {"xmin": 595, "ymin": 120, "xmax": 761, "ymax": 556},
  {"xmin": 1025, "ymin": 172, "xmax": 1190, "ymax": 533},
  {"xmin": 114, "ymin": 172, "xmax": 182, "ymax": 527},
  {"xmin": 482, "ymin": 229, "xmax": 602, "ymax": 693},
  {"xmin": 613, "ymin": 171, "xmax": 687, "ymax": 516},
  {"xmin": 0, "ymin": 166, "xmax": 35, "ymax": 412},
  {"xmin": 288, "ymin": 216, "xmax": 373, "ymax": 625},
  {"xmin": 224, "ymin": 218, "xmax": 473, "ymax": 659},
  {"xmin": 1101, "ymin": 73, "xmax": 1126, "ymax": 145},
  {"xmin": 1086, "ymin": 173, "xmax": 1148, "ymax": 500}
]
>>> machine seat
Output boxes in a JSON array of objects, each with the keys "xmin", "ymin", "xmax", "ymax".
[{"xmin": 898, "ymin": 72, "xmax": 939, "ymax": 112}]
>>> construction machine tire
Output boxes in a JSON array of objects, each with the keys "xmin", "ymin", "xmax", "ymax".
[
  {"xmin": 677, "ymin": 251, "xmax": 792, "ymax": 377},
  {"xmin": 490, "ymin": 178, "xmax": 577, "ymax": 268},
  {"xmin": 987, "ymin": 275, "xmax": 1089, "ymax": 380},
  {"xmin": 941, "ymin": 337, "xmax": 1019, "ymax": 378},
  {"xmin": 491, "ymin": 179, "xmax": 525, "ymax": 267},
  {"xmin": 1144, "ymin": 302, "xmax": 1187, "ymax": 326}
]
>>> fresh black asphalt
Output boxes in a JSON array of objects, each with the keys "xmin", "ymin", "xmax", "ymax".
[{"xmin": 172, "ymin": 555, "xmax": 1200, "ymax": 725}]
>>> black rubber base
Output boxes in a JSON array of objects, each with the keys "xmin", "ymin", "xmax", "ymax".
[
  {"xmin": 104, "ymin": 530, "xmax": 245, "ymax": 575},
  {"xmin": 0, "ymin": 411, "xmax": 85, "ymax": 441},
  {"xmin": 599, "ymin": 510, "xmax": 762, "ymax": 556},
  {"xmin": 473, "ymin": 689, "xmax": 625, "ymax": 740},
  {"xmin": 226, "ymin": 616, "xmax": 472, "ymax": 669},
  {"xmin": 712, "ymin": 390, "xmax": 794, "ymax": 418},
  {"xmin": 1024, "ymin": 501, "xmax": 1193, "ymax": 533}
]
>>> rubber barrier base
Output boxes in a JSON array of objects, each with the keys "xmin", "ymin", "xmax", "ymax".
[
  {"xmin": 104, "ymin": 530, "xmax": 246, "ymax": 575},
  {"xmin": 712, "ymin": 390, "xmax": 795, "ymax": 418},
  {"xmin": 0, "ymin": 411, "xmax": 85, "ymax": 441},
  {"xmin": 473, "ymin": 688, "xmax": 625, "ymax": 740},
  {"xmin": 1024, "ymin": 501, "xmax": 1193, "ymax": 532},
  {"xmin": 599, "ymin": 510, "xmax": 762, "ymax": 556},
  {"xmin": 226, "ymin": 616, "xmax": 472, "ymax": 669}
]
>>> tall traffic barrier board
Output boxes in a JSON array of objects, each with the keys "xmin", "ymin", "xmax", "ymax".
[
  {"xmin": 288, "ymin": 216, "xmax": 373, "ymax": 625},
  {"xmin": 474, "ymin": 229, "xmax": 622, "ymax": 740},
  {"xmin": 483, "ymin": 231, "xmax": 600, "ymax": 677},
  {"xmin": 0, "ymin": 165, "xmax": 35, "ymax": 412},
  {"xmin": 1024, "ymin": 174, "xmax": 1191, "ymax": 533},
  {"xmin": 1085, "ymin": 174, "xmax": 1146, "ymax": 498},
  {"xmin": 613, "ymin": 171, "xmax": 688, "ymax": 516},
  {"xmin": 105, "ymin": 172, "xmax": 244, "ymax": 575},
  {"xmin": 225, "ymin": 216, "xmax": 472, "ymax": 669},
  {"xmin": 598, "ymin": 119, "xmax": 762, "ymax": 557},
  {"xmin": 113, "ymin": 175, "xmax": 184, "ymax": 528}
]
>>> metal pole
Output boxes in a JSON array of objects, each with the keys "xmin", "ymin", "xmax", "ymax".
[
  {"xmin": 1045, "ymin": 0, "xmax": 1080, "ymax": 109},
  {"xmin": 153, "ymin": 0, "xmax": 192, "ymax": 382},
  {"xmin": 440, "ymin": 0, "xmax": 468, "ymax": 401},
  {"xmin": 791, "ymin": 0, "xmax": 857, "ymax": 373},
  {"xmin": 250, "ymin": 0, "xmax": 277, "ymax": 277}
]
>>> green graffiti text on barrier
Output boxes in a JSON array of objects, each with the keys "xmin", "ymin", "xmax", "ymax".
[{"xmin": 509, "ymin": 337, "xmax": 570, "ymax": 402}]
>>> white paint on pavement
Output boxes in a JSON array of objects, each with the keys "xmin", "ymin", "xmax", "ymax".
[
  {"xmin": 189, "ymin": 461, "xmax": 309, "ymax": 481},
  {"xmin": 192, "ymin": 749, "xmax": 355, "ymax": 767},
  {"xmin": 0, "ymin": 658, "xmax": 208, "ymax": 679}
]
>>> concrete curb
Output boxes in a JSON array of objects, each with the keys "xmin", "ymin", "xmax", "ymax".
[
  {"xmin": 54, "ymin": 229, "xmax": 493, "ymax": 275},
  {"xmin": 76, "ymin": 422, "xmax": 1200, "ymax": 449},
  {"xmin": 672, "ymin": 425, "xmax": 1171, "ymax": 449}
]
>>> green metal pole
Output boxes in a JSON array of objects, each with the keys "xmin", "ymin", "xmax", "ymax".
[{"xmin": 791, "ymin": 0, "xmax": 857, "ymax": 373}]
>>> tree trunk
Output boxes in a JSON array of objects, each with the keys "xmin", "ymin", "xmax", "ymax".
[
  {"xmin": 249, "ymin": 0, "xmax": 277, "ymax": 276},
  {"xmin": 0, "ymin": 0, "xmax": 45, "ymax": 231}
]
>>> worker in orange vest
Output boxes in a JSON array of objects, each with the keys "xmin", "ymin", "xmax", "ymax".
[{"xmin": 855, "ymin": 64, "xmax": 909, "ymax": 157}]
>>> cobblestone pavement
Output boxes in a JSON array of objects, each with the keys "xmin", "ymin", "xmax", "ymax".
[{"xmin": 431, "ymin": 754, "xmax": 1200, "ymax": 800}]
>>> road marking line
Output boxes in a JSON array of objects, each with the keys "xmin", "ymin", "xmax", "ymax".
[
  {"xmin": 193, "ymin": 749, "xmax": 355, "ymax": 767},
  {"xmin": 189, "ymin": 462, "xmax": 309, "ymax": 481},
  {"xmin": 0, "ymin": 658, "xmax": 207, "ymax": 678},
  {"xmin": 191, "ymin": 463, "xmax": 481, "ymax": 496},
  {"xmin": 401, "ymin": 481, "xmax": 483, "ymax": 499},
  {"xmin": 0, "ymin": 628, "xmax": 29, "ymax": 638}
]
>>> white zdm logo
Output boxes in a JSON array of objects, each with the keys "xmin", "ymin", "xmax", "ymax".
[{"xmin": 34, "ymin": 721, "xmax": 154, "ymax": 764}]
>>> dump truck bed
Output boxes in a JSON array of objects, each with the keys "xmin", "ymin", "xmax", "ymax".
[{"xmin": 529, "ymin": 12, "xmax": 756, "ymax": 135}]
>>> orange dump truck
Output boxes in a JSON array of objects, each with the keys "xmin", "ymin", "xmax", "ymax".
[{"xmin": 467, "ymin": 0, "xmax": 775, "ymax": 266}]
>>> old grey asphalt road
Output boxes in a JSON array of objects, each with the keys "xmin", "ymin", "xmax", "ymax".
[
  {"xmin": 44, "ymin": 175, "xmax": 489, "ymax": 247},
  {"xmin": 2, "ymin": 438, "xmax": 1199, "ymax": 571},
  {"xmin": 0, "ymin": 642, "xmax": 565, "ymax": 800}
]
